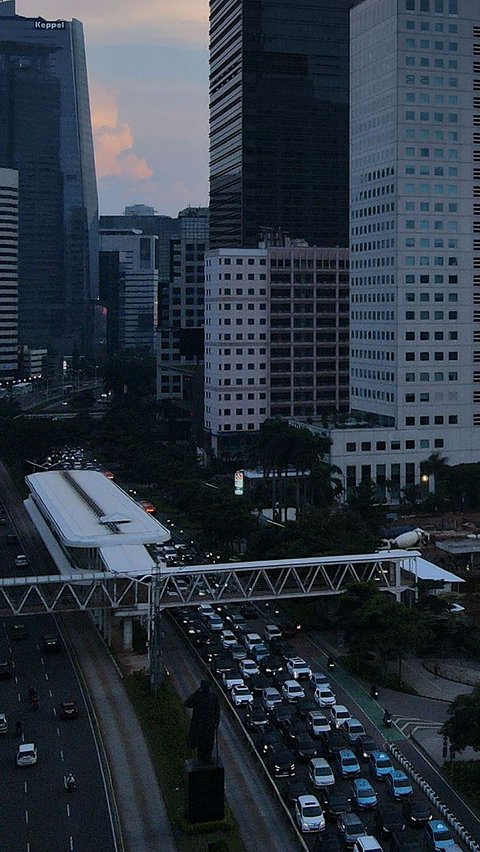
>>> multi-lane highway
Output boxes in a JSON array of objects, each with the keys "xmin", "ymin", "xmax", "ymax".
[{"xmin": 0, "ymin": 613, "xmax": 117, "ymax": 852}]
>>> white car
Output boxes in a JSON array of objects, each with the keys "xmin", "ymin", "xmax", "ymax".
[
  {"xmin": 314, "ymin": 687, "xmax": 336, "ymax": 708},
  {"xmin": 207, "ymin": 614, "xmax": 224, "ymax": 631},
  {"xmin": 16, "ymin": 742, "xmax": 37, "ymax": 766},
  {"xmin": 0, "ymin": 713, "xmax": 7, "ymax": 734},
  {"xmin": 282, "ymin": 679, "xmax": 305, "ymax": 702},
  {"xmin": 262, "ymin": 687, "xmax": 283, "ymax": 711},
  {"xmin": 220, "ymin": 629, "xmax": 237, "ymax": 648},
  {"xmin": 222, "ymin": 672, "xmax": 244, "ymax": 690},
  {"xmin": 286, "ymin": 657, "xmax": 312, "ymax": 680},
  {"xmin": 231, "ymin": 684, "xmax": 254, "ymax": 707},
  {"xmin": 308, "ymin": 757, "xmax": 335, "ymax": 788},
  {"xmin": 329, "ymin": 704, "xmax": 351, "ymax": 730},
  {"xmin": 244, "ymin": 632, "xmax": 263, "ymax": 652},
  {"xmin": 264, "ymin": 624, "xmax": 282, "ymax": 642},
  {"xmin": 295, "ymin": 794, "xmax": 326, "ymax": 833},
  {"xmin": 310, "ymin": 671, "xmax": 330, "ymax": 690},
  {"xmin": 198, "ymin": 603, "xmax": 215, "ymax": 618},
  {"xmin": 239, "ymin": 659, "xmax": 259, "ymax": 678},
  {"xmin": 15, "ymin": 555, "xmax": 28, "ymax": 568},
  {"xmin": 306, "ymin": 710, "xmax": 330, "ymax": 737}
]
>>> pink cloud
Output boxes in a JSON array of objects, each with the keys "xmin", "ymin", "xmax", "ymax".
[{"xmin": 90, "ymin": 82, "xmax": 153, "ymax": 182}]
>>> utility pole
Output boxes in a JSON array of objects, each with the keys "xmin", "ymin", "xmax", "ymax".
[{"xmin": 149, "ymin": 554, "xmax": 165, "ymax": 693}]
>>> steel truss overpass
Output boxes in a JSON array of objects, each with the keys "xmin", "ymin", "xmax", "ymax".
[{"xmin": 0, "ymin": 550, "xmax": 418, "ymax": 617}]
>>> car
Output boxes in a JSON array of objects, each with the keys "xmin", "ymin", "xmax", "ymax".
[
  {"xmin": 323, "ymin": 730, "xmax": 348, "ymax": 759},
  {"xmin": 198, "ymin": 603, "xmax": 215, "ymax": 618},
  {"xmin": 281, "ymin": 621, "xmax": 300, "ymax": 638},
  {"xmin": 207, "ymin": 614, "xmax": 224, "ymax": 632},
  {"xmin": 244, "ymin": 632, "xmax": 263, "ymax": 652},
  {"xmin": 321, "ymin": 785, "xmax": 352, "ymax": 820},
  {"xmin": 226, "ymin": 611, "xmax": 247, "ymax": 629},
  {"xmin": 284, "ymin": 717, "xmax": 307, "ymax": 742},
  {"xmin": 424, "ymin": 820, "xmax": 458, "ymax": 851},
  {"xmin": 264, "ymin": 623, "xmax": 282, "ymax": 642},
  {"xmin": 352, "ymin": 838, "xmax": 384, "ymax": 852},
  {"xmin": 11, "ymin": 623, "xmax": 27, "ymax": 640},
  {"xmin": 262, "ymin": 687, "xmax": 283, "ymax": 711},
  {"xmin": 354, "ymin": 735, "xmax": 378, "ymax": 761},
  {"xmin": 231, "ymin": 684, "xmax": 254, "ymax": 707},
  {"xmin": 287, "ymin": 780, "xmax": 309, "ymax": 803},
  {"xmin": 368, "ymin": 750, "xmax": 393, "ymax": 781},
  {"xmin": 250, "ymin": 673, "xmax": 271, "ymax": 694},
  {"xmin": 286, "ymin": 657, "xmax": 312, "ymax": 680},
  {"xmin": 213, "ymin": 656, "xmax": 234, "ymax": 676},
  {"xmin": 273, "ymin": 670, "xmax": 290, "ymax": 690},
  {"xmin": 390, "ymin": 830, "xmax": 424, "ymax": 852},
  {"xmin": 385, "ymin": 770, "xmax": 413, "ymax": 800},
  {"xmin": 239, "ymin": 659, "xmax": 259, "ymax": 678},
  {"xmin": 308, "ymin": 756, "xmax": 335, "ymax": 788},
  {"xmin": 307, "ymin": 710, "xmax": 331, "ymax": 737},
  {"xmin": 310, "ymin": 671, "xmax": 331, "ymax": 690},
  {"xmin": 16, "ymin": 742, "xmax": 38, "ymax": 766},
  {"xmin": 295, "ymin": 794, "xmax": 326, "ymax": 833},
  {"xmin": 337, "ymin": 812, "xmax": 367, "ymax": 848},
  {"xmin": 230, "ymin": 642, "xmax": 247, "ymax": 660},
  {"xmin": 222, "ymin": 671, "xmax": 244, "ymax": 690},
  {"xmin": 271, "ymin": 704, "xmax": 293, "ymax": 730},
  {"xmin": 258, "ymin": 655, "xmax": 284, "ymax": 676},
  {"xmin": 374, "ymin": 805, "xmax": 406, "ymax": 839},
  {"xmin": 6, "ymin": 533, "xmax": 18, "ymax": 545},
  {"xmin": 251, "ymin": 643, "xmax": 269, "ymax": 662},
  {"xmin": 240, "ymin": 603, "xmax": 257, "ymax": 619},
  {"xmin": 270, "ymin": 638, "xmax": 294, "ymax": 658},
  {"xmin": 266, "ymin": 744, "xmax": 296, "ymax": 777},
  {"xmin": 245, "ymin": 702, "xmax": 269, "ymax": 730},
  {"xmin": 296, "ymin": 697, "xmax": 317, "ymax": 719},
  {"xmin": 330, "ymin": 704, "xmax": 351, "ymax": 729},
  {"xmin": 14, "ymin": 554, "xmax": 28, "ymax": 568},
  {"xmin": 294, "ymin": 733, "xmax": 318, "ymax": 761},
  {"xmin": 337, "ymin": 748, "xmax": 361, "ymax": 778},
  {"xmin": 402, "ymin": 796, "xmax": 432, "ymax": 828},
  {"xmin": 282, "ymin": 679, "xmax": 305, "ymax": 702},
  {"xmin": 342, "ymin": 718, "xmax": 366, "ymax": 743},
  {"xmin": 351, "ymin": 778, "xmax": 378, "ymax": 810},
  {"xmin": 314, "ymin": 687, "xmax": 336, "ymax": 708},
  {"xmin": 58, "ymin": 700, "xmax": 79, "ymax": 720},
  {"xmin": 257, "ymin": 727, "xmax": 283, "ymax": 754},
  {"xmin": 0, "ymin": 661, "xmax": 12, "ymax": 680},
  {"xmin": 0, "ymin": 713, "xmax": 7, "ymax": 734},
  {"xmin": 43, "ymin": 633, "xmax": 61, "ymax": 652},
  {"xmin": 220, "ymin": 629, "xmax": 237, "ymax": 648}
]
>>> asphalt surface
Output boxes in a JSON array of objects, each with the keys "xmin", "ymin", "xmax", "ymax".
[{"xmin": 0, "ymin": 613, "xmax": 116, "ymax": 852}]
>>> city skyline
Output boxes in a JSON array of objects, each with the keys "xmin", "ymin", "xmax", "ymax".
[{"xmin": 18, "ymin": 0, "xmax": 209, "ymax": 216}]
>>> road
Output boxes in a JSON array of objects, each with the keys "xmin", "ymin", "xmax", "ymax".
[
  {"xmin": 0, "ymin": 613, "xmax": 117, "ymax": 852},
  {"xmin": 0, "ymin": 460, "xmax": 53, "ymax": 578}
]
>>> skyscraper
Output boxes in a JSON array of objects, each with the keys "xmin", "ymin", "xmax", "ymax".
[
  {"xmin": 209, "ymin": 0, "xmax": 358, "ymax": 249},
  {"xmin": 0, "ymin": 166, "xmax": 18, "ymax": 378},
  {"xmin": 0, "ymin": 1, "xmax": 98, "ymax": 360}
]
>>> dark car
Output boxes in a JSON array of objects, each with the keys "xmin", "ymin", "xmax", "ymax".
[
  {"xmin": 374, "ymin": 805, "xmax": 406, "ymax": 839},
  {"xmin": 337, "ymin": 811, "xmax": 367, "ymax": 847},
  {"xmin": 321, "ymin": 785, "xmax": 352, "ymax": 820},
  {"xmin": 259, "ymin": 655, "xmax": 284, "ymax": 676},
  {"xmin": 296, "ymin": 697, "xmax": 317, "ymax": 719},
  {"xmin": 391, "ymin": 830, "xmax": 424, "ymax": 852},
  {"xmin": 213, "ymin": 656, "xmax": 234, "ymax": 676},
  {"xmin": 245, "ymin": 702, "xmax": 269, "ymax": 731},
  {"xmin": 11, "ymin": 623, "xmax": 28, "ymax": 640},
  {"xmin": 6, "ymin": 533, "xmax": 18, "ymax": 545},
  {"xmin": 354, "ymin": 734, "xmax": 378, "ymax": 761},
  {"xmin": 270, "ymin": 638, "xmax": 293, "ymax": 657},
  {"xmin": 43, "ymin": 634, "xmax": 61, "ymax": 652},
  {"xmin": 273, "ymin": 670, "xmax": 290, "ymax": 690},
  {"xmin": 284, "ymin": 717, "xmax": 307, "ymax": 743},
  {"xmin": 240, "ymin": 603, "xmax": 257, "ymax": 619},
  {"xmin": 0, "ymin": 661, "xmax": 12, "ymax": 680},
  {"xmin": 270, "ymin": 703, "xmax": 292, "ymax": 729},
  {"xmin": 323, "ymin": 730, "xmax": 347, "ymax": 758},
  {"xmin": 266, "ymin": 744, "xmax": 296, "ymax": 778},
  {"xmin": 250, "ymin": 673, "xmax": 272, "ymax": 694},
  {"xmin": 287, "ymin": 780, "xmax": 309, "ymax": 803},
  {"xmin": 282, "ymin": 621, "xmax": 300, "ymax": 639},
  {"xmin": 402, "ymin": 796, "xmax": 432, "ymax": 828},
  {"xmin": 294, "ymin": 733, "xmax": 318, "ymax": 761},
  {"xmin": 257, "ymin": 728, "xmax": 283, "ymax": 755},
  {"xmin": 206, "ymin": 644, "xmax": 223, "ymax": 663},
  {"xmin": 58, "ymin": 700, "xmax": 79, "ymax": 720}
]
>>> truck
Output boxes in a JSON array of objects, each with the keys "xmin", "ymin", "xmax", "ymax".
[
  {"xmin": 381, "ymin": 527, "xmax": 430, "ymax": 550},
  {"xmin": 11, "ymin": 382, "xmax": 33, "ymax": 397}
]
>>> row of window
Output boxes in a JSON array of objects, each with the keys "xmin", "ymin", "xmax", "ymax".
[
  {"xmin": 405, "ymin": 57, "xmax": 458, "ymax": 69},
  {"xmin": 205, "ymin": 318, "xmax": 267, "ymax": 326},
  {"xmin": 207, "ymin": 257, "xmax": 266, "ymax": 266},
  {"xmin": 207, "ymin": 274, "xmax": 267, "ymax": 281},
  {"xmin": 351, "ymin": 387, "xmax": 395, "ymax": 402},
  {"xmin": 405, "ymin": 0, "xmax": 458, "ymax": 14}
]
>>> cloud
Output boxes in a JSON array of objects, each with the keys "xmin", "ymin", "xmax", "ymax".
[
  {"xmin": 90, "ymin": 81, "xmax": 153, "ymax": 182},
  {"xmin": 17, "ymin": 0, "xmax": 209, "ymax": 48}
]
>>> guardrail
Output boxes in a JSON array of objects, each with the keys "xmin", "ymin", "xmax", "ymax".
[
  {"xmin": 168, "ymin": 613, "xmax": 309, "ymax": 851},
  {"xmin": 387, "ymin": 742, "xmax": 480, "ymax": 852}
]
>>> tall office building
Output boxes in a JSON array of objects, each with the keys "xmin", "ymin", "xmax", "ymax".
[
  {"xmin": 209, "ymin": 0, "xmax": 358, "ymax": 249},
  {"xmin": 0, "ymin": 166, "xmax": 18, "ymax": 379},
  {"xmin": 0, "ymin": 1, "xmax": 98, "ymax": 359}
]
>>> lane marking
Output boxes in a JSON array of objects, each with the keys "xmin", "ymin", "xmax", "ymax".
[
  {"xmin": 44, "ymin": 672, "xmax": 49, "ymax": 681},
  {"xmin": 25, "ymin": 810, "xmax": 29, "ymax": 824},
  {"xmin": 60, "ymin": 749, "xmax": 64, "ymax": 762},
  {"xmin": 70, "ymin": 836, "xmax": 74, "ymax": 850},
  {"xmin": 40, "ymin": 656, "xmax": 45, "ymax": 666},
  {"xmin": 24, "ymin": 781, "xmax": 27, "ymax": 794},
  {"xmin": 66, "ymin": 804, "xmax": 71, "ymax": 817},
  {"xmin": 49, "ymin": 689, "xmax": 53, "ymax": 698},
  {"xmin": 57, "ymin": 727, "xmax": 60, "ymax": 737}
]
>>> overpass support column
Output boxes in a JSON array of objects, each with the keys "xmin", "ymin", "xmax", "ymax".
[{"xmin": 122, "ymin": 616, "xmax": 133, "ymax": 651}]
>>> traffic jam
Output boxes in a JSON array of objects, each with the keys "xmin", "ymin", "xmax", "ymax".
[{"xmin": 173, "ymin": 603, "xmax": 464, "ymax": 852}]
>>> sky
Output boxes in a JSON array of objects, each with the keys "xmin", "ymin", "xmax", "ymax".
[{"xmin": 18, "ymin": 0, "xmax": 209, "ymax": 216}]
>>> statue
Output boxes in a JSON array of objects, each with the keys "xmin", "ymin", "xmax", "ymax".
[{"xmin": 184, "ymin": 679, "xmax": 220, "ymax": 765}]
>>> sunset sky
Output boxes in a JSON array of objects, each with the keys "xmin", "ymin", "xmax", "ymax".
[{"xmin": 18, "ymin": 0, "xmax": 209, "ymax": 216}]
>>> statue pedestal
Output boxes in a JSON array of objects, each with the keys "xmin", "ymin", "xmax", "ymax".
[{"xmin": 185, "ymin": 759, "xmax": 225, "ymax": 823}]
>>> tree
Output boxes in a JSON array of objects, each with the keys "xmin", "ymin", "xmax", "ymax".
[{"xmin": 441, "ymin": 685, "xmax": 480, "ymax": 752}]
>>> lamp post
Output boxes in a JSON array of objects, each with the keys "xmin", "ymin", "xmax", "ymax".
[{"xmin": 149, "ymin": 553, "xmax": 165, "ymax": 693}]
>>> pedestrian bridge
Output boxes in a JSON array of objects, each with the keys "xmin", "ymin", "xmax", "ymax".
[{"xmin": 0, "ymin": 550, "xmax": 432, "ymax": 616}]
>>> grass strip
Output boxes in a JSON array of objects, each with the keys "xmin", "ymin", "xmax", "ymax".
[{"xmin": 124, "ymin": 672, "xmax": 245, "ymax": 852}]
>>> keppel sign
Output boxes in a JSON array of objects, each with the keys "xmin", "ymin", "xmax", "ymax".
[{"xmin": 34, "ymin": 19, "xmax": 66, "ymax": 30}]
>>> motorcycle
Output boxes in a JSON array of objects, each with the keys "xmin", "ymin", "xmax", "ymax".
[
  {"xmin": 64, "ymin": 774, "xmax": 77, "ymax": 792},
  {"xmin": 370, "ymin": 684, "xmax": 379, "ymax": 699},
  {"xmin": 327, "ymin": 656, "xmax": 335, "ymax": 669},
  {"xmin": 383, "ymin": 710, "xmax": 392, "ymax": 729},
  {"xmin": 31, "ymin": 695, "xmax": 39, "ymax": 710}
]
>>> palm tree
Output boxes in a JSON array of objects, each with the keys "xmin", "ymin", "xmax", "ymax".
[{"xmin": 420, "ymin": 451, "xmax": 449, "ymax": 495}]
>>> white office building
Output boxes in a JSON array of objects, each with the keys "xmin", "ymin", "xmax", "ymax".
[
  {"xmin": 0, "ymin": 167, "xmax": 18, "ymax": 379},
  {"xmin": 334, "ymin": 0, "xmax": 480, "ymax": 496}
]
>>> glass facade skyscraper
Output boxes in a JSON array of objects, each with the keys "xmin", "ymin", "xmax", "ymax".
[
  {"xmin": 0, "ymin": 1, "xmax": 98, "ymax": 358},
  {"xmin": 209, "ymin": 0, "xmax": 358, "ymax": 249}
]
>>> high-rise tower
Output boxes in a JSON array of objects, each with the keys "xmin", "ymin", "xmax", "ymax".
[
  {"xmin": 0, "ymin": 1, "xmax": 98, "ymax": 359},
  {"xmin": 209, "ymin": 0, "xmax": 358, "ymax": 249}
]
